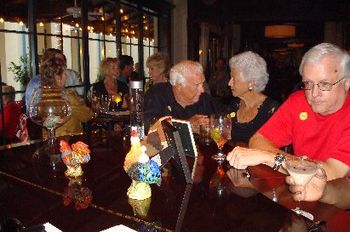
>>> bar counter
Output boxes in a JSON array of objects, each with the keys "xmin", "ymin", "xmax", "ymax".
[{"xmin": 1, "ymin": 133, "xmax": 349, "ymax": 231}]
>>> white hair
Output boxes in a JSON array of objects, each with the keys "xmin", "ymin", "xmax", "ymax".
[
  {"xmin": 229, "ymin": 51, "xmax": 269, "ymax": 92},
  {"xmin": 299, "ymin": 43, "xmax": 350, "ymax": 80},
  {"xmin": 169, "ymin": 60, "xmax": 204, "ymax": 86}
]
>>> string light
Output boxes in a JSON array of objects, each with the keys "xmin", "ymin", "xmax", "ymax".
[
  {"xmin": 19, "ymin": 21, "xmax": 24, "ymax": 25},
  {"xmin": 120, "ymin": 9, "xmax": 124, "ymax": 14},
  {"xmin": 0, "ymin": 18, "xmax": 4, "ymax": 23},
  {"xmin": 39, "ymin": 22, "xmax": 44, "ymax": 27}
]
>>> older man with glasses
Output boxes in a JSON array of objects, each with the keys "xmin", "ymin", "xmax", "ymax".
[{"xmin": 227, "ymin": 42, "xmax": 350, "ymax": 180}]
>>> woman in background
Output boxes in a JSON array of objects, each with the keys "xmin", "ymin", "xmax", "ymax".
[
  {"xmin": 40, "ymin": 56, "xmax": 93, "ymax": 136},
  {"xmin": 90, "ymin": 57, "xmax": 128, "ymax": 110},
  {"xmin": 227, "ymin": 51, "xmax": 279, "ymax": 143},
  {"xmin": 145, "ymin": 52, "xmax": 170, "ymax": 91},
  {"xmin": 0, "ymin": 85, "xmax": 21, "ymax": 143}
]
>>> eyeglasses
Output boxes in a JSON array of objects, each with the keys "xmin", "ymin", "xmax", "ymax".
[{"xmin": 301, "ymin": 77, "xmax": 345, "ymax": 91}]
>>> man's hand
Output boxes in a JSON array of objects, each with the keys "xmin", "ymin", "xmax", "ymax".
[
  {"xmin": 226, "ymin": 146, "xmax": 274, "ymax": 169},
  {"xmin": 189, "ymin": 114, "xmax": 209, "ymax": 134},
  {"xmin": 285, "ymin": 168, "xmax": 327, "ymax": 202}
]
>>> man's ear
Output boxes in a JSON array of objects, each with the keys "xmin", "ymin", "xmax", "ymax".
[{"xmin": 345, "ymin": 77, "xmax": 350, "ymax": 91}]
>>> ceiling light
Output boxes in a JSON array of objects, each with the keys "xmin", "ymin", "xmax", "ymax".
[{"xmin": 265, "ymin": 25, "xmax": 295, "ymax": 38}]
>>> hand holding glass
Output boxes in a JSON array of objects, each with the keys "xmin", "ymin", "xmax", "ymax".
[{"xmin": 285, "ymin": 157, "xmax": 318, "ymax": 220}]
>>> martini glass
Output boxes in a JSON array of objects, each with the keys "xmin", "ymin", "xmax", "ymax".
[
  {"xmin": 209, "ymin": 113, "xmax": 232, "ymax": 163},
  {"xmin": 285, "ymin": 157, "xmax": 318, "ymax": 220}
]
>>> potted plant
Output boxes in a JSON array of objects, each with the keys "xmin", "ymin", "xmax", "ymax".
[{"xmin": 8, "ymin": 55, "xmax": 31, "ymax": 90}]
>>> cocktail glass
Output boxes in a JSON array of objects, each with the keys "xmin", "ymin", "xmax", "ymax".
[
  {"xmin": 29, "ymin": 87, "xmax": 72, "ymax": 169},
  {"xmin": 209, "ymin": 113, "xmax": 232, "ymax": 163},
  {"xmin": 285, "ymin": 157, "xmax": 318, "ymax": 220}
]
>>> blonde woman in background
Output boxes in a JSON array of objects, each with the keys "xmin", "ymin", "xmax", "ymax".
[
  {"xmin": 90, "ymin": 57, "xmax": 128, "ymax": 110},
  {"xmin": 145, "ymin": 52, "xmax": 170, "ymax": 91}
]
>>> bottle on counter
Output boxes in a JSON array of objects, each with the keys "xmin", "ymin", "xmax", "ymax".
[{"xmin": 129, "ymin": 80, "xmax": 144, "ymax": 139}]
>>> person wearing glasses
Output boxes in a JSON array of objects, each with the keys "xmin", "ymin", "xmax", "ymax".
[{"xmin": 227, "ymin": 42, "xmax": 350, "ymax": 180}]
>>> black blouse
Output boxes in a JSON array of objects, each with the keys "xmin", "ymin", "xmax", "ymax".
[
  {"xmin": 91, "ymin": 80, "xmax": 128, "ymax": 110},
  {"xmin": 227, "ymin": 97, "xmax": 280, "ymax": 143}
]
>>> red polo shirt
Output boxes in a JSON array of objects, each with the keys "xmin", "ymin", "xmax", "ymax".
[{"xmin": 259, "ymin": 90, "xmax": 350, "ymax": 166}]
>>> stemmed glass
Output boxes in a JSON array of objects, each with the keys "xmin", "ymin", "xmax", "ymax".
[
  {"xmin": 88, "ymin": 89, "xmax": 101, "ymax": 118},
  {"xmin": 99, "ymin": 94, "xmax": 111, "ymax": 113},
  {"xmin": 209, "ymin": 113, "xmax": 232, "ymax": 162},
  {"xmin": 285, "ymin": 157, "xmax": 318, "ymax": 220},
  {"xmin": 29, "ymin": 87, "xmax": 72, "ymax": 168}
]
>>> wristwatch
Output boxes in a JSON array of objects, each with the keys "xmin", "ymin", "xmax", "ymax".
[{"xmin": 272, "ymin": 153, "xmax": 286, "ymax": 171}]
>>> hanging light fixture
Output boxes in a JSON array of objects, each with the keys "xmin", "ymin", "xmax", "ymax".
[{"xmin": 265, "ymin": 25, "xmax": 296, "ymax": 38}]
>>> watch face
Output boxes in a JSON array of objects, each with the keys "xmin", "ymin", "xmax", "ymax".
[{"xmin": 273, "ymin": 154, "xmax": 285, "ymax": 171}]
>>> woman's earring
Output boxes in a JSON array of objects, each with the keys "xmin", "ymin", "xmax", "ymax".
[{"xmin": 248, "ymin": 84, "xmax": 253, "ymax": 91}]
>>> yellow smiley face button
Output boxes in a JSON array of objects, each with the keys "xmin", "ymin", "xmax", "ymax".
[
  {"xmin": 230, "ymin": 112, "xmax": 236, "ymax": 118},
  {"xmin": 299, "ymin": 112, "xmax": 308, "ymax": 121}
]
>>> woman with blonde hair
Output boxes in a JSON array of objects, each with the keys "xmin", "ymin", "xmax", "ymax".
[
  {"xmin": 146, "ymin": 52, "xmax": 170, "ymax": 88},
  {"xmin": 90, "ymin": 57, "xmax": 128, "ymax": 110}
]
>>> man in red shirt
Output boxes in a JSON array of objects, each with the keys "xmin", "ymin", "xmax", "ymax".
[
  {"xmin": 227, "ymin": 43, "xmax": 350, "ymax": 180},
  {"xmin": 0, "ymin": 85, "xmax": 21, "ymax": 143}
]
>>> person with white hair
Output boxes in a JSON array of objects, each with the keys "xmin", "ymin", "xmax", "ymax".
[
  {"xmin": 144, "ymin": 60, "xmax": 221, "ymax": 133},
  {"xmin": 227, "ymin": 43, "xmax": 350, "ymax": 181},
  {"xmin": 227, "ymin": 51, "xmax": 279, "ymax": 143}
]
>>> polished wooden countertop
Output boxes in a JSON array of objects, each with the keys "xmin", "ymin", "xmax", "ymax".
[{"xmin": 0, "ymin": 134, "xmax": 349, "ymax": 231}]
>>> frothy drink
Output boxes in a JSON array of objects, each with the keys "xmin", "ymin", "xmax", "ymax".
[{"xmin": 286, "ymin": 159, "xmax": 318, "ymax": 186}]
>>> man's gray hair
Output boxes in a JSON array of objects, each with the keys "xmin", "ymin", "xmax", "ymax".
[
  {"xmin": 229, "ymin": 51, "xmax": 269, "ymax": 92},
  {"xmin": 169, "ymin": 60, "xmax": 204, "ymax": 86},
  {"xmin": 299, "ymin": 43, "xmax": 350, "ymax": 80}
]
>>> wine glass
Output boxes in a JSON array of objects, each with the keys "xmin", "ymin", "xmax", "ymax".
[
  {"xmin": 88, "ymin": 88, "xmax": 101, "ymax": 118},
  {"xmin": 29, "ymin": 86, "xmax": 72, "ymax": 168},
  {"xmin": 285, "ymin": 157, "xmax": 318, "ymax": 220},
  {"xmin": 209, "ymin": 113, "xmax": 232, "ymax": 162},
  {"xmin": 99, "ymin": 94, "xmax": 111, "ymax": 113}
]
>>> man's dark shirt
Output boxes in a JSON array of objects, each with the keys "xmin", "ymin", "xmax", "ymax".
[{"xmin": 144, "ymin": 82, "xmax": 223, "ymax": 131}]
